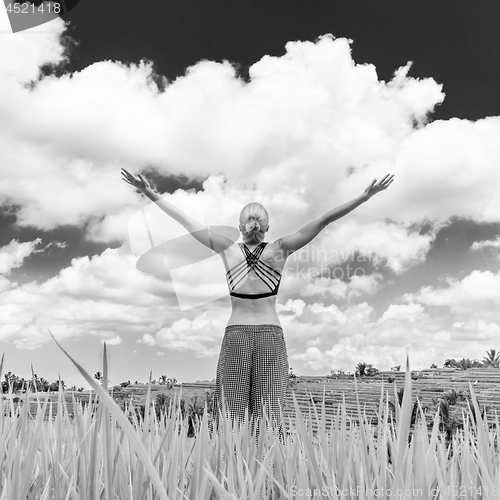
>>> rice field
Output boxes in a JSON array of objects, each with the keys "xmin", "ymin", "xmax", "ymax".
[{"xmin": 1, "ymin": 338, "xmax": 500, "ymax": 499}]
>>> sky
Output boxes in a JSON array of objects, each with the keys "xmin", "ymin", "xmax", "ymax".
[{"xmin": 1, "ymin": 1, "xmax": 500, "ymax": 388}]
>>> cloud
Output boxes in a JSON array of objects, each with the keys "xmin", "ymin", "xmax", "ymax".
[
  {"xmin": 284, "ymin": 270, "xmax": 500, "ymax": 372},
  {"xmin": 275, "ymin": 282, "xmax": 497, "ymax": 373},
  {"xmin": 299, "ymin": 272, "xmax": 384, "ymax": 299},
  {"xmin": 388, "ymin": 118, "xmax": 500, "ymax": 225},
  {"xmin": 277, "ymin": 299, "xmax": 377, "ymax": 346},
  {"xmin": 402, "ymin": 269, "xmax": 500, "ymax": 311},
  {"xmin": 0, "ymin": 27, "xmax": 445, "ymax": 264},
  {"xmin": 376, "ymin": 302, "xmax": 429, "ymax": 324},
  {"xmin": 0, "ymin": 248, "xmax": 179, "ymax": 349},
  {"xmin": 290, "ymin": 346, "xmax": 322, "ymax": 362},
  {"xmin": 0, "ymin": 238, "xmax": 42, "ymax": 274},
  {"xmin": 323, "ymin": 220, "xmax": 437, "ymax": 275},
  {"xmin": 451, "ymin": 320, "xmax": 500, "ymax": 342},
  {"xmin": 0, "ymin": 6, "xmax": 66, "ymax": 82},
  {"xmin": 137, "ymin": 311, "xmax": 227, "ymax": 357},
  {"xmin": 471, "ymin": 236, "xmax": 500, "ymax": 253},
  {"xmin": 100, "ymin": 336, "xmax": 122, "ymax": 345},
  {"xmin": 0, "ymin": 275, "xmax": 12, "ymax": 293}
]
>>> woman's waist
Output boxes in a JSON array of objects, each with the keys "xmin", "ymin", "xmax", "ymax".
[
  {"xmin": 225, "ymin": 323, "xmax": 283, "ymax": 332},
  {"xmin": 227, "ymin": 305, "xmax": 280, "ymax": 327},
  {"xmin": 228, "ymin": 292, "xmax": 279, "ymax": 320},
  {"xmin": 228, "ymin": 298, "xmax": 278, "ymax": 315}
]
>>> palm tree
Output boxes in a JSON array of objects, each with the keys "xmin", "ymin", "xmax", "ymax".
[
  {"xmin": 3, "ymin": 372, "xmax": 21, "ymax": 393},
  {"xmin": 355, "ymin": 362, "xmax": 371, "ymax": 377},
  {"xmin": 482, "ymin": 349, "xmax": 500, "ymax": 368},
  {"xmin": 456, "ymin": 358, "xmax": 482, "ymax": 370},
  {"xmin": 366, "ymin": 366, "xmax": 380, "ymax": 377},
  {"xmin": 155, "ymin": 393, "xmax": 173, "ymax": 419},
  {"xmin": 457, "ymin": 358, "xmax": 472, "ymax": 370},
  {"xmin": 386, "ymin": 389, "xmax": 428, "ymax": 444},
  {"xmin": 48, "ymin": 381, "xmax": 60, "ymax": 392},
  {"xmin": 31, "ymin": 374, "xmax": 49, "ymax": 392},
  {"xmin": 94, "ymin": 371, "xmax": 103, "ymax": 382}
]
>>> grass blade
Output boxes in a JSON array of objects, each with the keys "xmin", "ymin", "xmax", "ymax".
[{"xmin": 48, "ymin": 329, "xmax": 170, "ymax": 500}]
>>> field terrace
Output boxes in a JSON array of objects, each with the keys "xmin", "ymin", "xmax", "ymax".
[{"xmin": 4, "ymin": 368, "xmax": 500, "ymax": 438}]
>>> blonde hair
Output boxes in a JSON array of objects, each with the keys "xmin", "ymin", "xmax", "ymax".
[{"xmin": 239, "ymin": 202, "xmax": 269, "ymax": 244}]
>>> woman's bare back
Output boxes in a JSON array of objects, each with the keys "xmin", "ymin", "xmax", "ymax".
[{"xmin": 222, "ymin": 240, "xmax": 288, "ymax": 326}]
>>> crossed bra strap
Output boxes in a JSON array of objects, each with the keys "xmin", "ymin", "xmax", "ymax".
[{"xmin": 225, "ymin": 242, "xmax": 282, "ymax": 299}]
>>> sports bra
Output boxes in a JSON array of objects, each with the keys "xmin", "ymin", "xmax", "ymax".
[{"xmin": 225, "ymin": 242, "xmax": 282, "ymax": 299}]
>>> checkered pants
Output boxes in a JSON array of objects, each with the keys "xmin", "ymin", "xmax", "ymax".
[{"xmin": 210, "ymin": 324, "xmax": 289, "ymax": 441}]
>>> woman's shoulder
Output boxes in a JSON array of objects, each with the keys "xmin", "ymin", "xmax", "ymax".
[
  {"xmin": 266, "ymin": 239, "xmax": 295, "ymax": 259},
  {"xmin": 265, "ymin": 239, "xmax": 286, "ymax": 251},
  {"xmin": 268, "ymin": 239, "xmax": 281, "ymax": 247},
  {"xmin": 263, "ymin": 240, "xmax": 291, "ymax": 260}
]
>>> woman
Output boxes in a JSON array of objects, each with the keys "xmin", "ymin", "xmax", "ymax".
[{"xmin": 121, "ymin": 168, "xmax": 395, "ymax": 440}]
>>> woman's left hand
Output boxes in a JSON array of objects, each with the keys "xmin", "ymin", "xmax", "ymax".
[
  {"xmin": 121, "ymin": 168, "xmax": 153, "ymax": 194},
  {"xmin": 362, "ymin": 173, "xmax": 395, "ymax": 199}
]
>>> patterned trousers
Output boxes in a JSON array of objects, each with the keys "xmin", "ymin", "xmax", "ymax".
[{"xmin": 210, "ymin": 324, "xmax": 289, "ymax": 442}]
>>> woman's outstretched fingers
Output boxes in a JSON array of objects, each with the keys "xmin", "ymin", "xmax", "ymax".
[
  {"xmin": 379, "ymin": 173, "xmax": 394, "ymax": 189},
  {"xmin": 121, "ymin": 170, "xmax": 133, "ymax": 185},
  {"xmin": 121, "ymin": 168, "xmax": 143, "ymax": 190},
  {"xmin": 384, "ymin": 174, "xmax": 395, "ymax": 188},
  {"xmin": 121, "ymin": 171, "xmax": 130, "ymax": 184},
  {"xmin": 121, "ymin": 168, "xmax": 130, "ymax": 180}
]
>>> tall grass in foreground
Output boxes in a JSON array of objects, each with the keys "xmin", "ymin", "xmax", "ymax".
[{"xmin": 1, "ymin": 340, "xmax": 500, "ymax": 500}]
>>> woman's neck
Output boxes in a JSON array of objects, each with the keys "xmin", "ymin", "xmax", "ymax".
[{"xmin": 241, "ymin": 237, "xmax": 263, "ymax": 247}]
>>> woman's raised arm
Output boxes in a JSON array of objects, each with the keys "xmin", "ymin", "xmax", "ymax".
[
  {"xmin": 121, "ymin": 168, "xmax": 234, "ymax": 253},
  {"xmin": 275, "ymin": 173, "xmax": 395, "ymax": 254}
]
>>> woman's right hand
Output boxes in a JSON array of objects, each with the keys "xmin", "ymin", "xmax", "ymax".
[
  {"xmin": 121, "ymin": 168, "xmax": 153, "ymax": 194},
  {"xmin": 362, "ymin": 173, "xmax": 395, "ymax": 200}
]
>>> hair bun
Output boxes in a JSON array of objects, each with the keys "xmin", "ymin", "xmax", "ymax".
[{"xmin": 245, "ymin": 219, "xmax": 261, "ymax": 233}]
